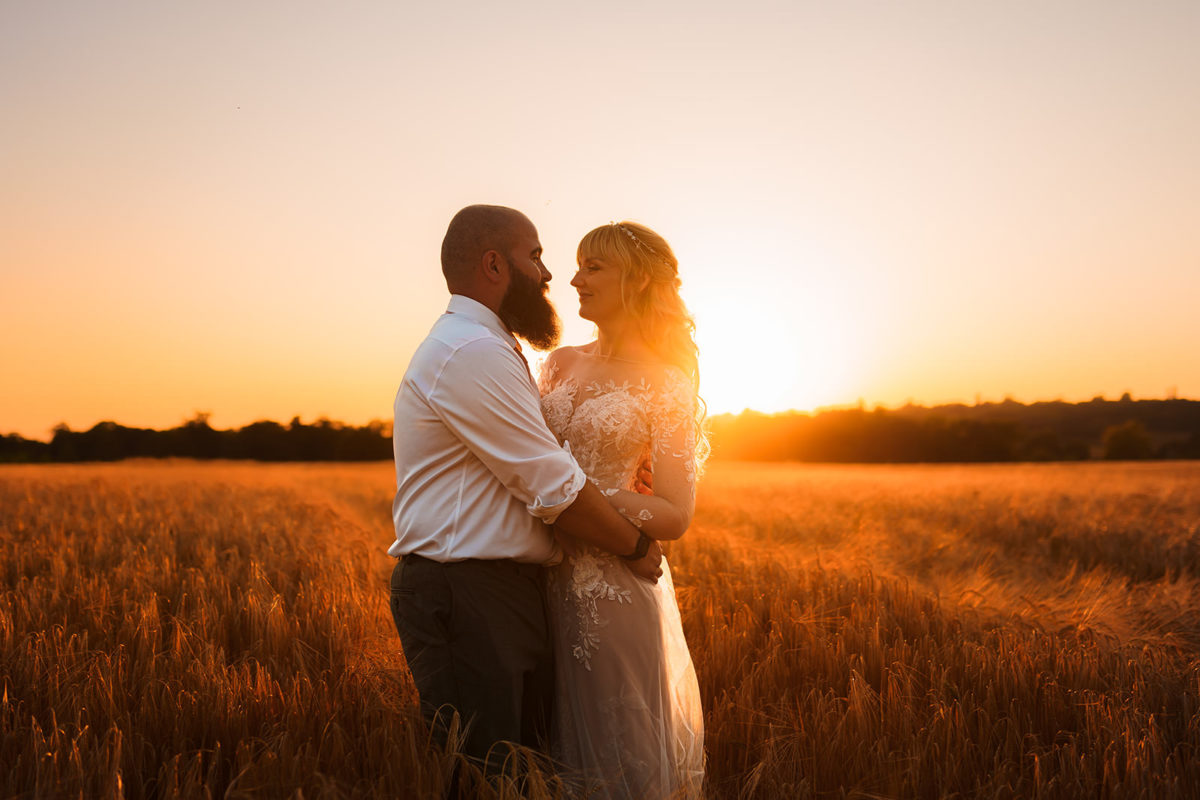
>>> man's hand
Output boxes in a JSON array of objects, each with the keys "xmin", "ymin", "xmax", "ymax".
[
  {"xmin": 633, "ymin": 458, "xmax": 654, "ymax": 495},
  {"xmin": 554, "ymin": 482, "xmax": 661, "ymax": 577},
  {"xmin": 624, "ymin": 538, "xmax": 664, "ymax": 583}
]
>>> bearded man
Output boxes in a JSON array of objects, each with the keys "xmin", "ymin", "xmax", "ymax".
[{"xmin": 388, "ymin": 205, "xmax": 663, "ymax": 773}]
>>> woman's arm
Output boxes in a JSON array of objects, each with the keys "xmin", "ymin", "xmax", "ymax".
[
  {"xmin": 601, "ymin": 485, "xmax": 690, "ymax": 541},
  {"xmin": 603, "ymin": 378, "xmax": 699, "ymax": 540}
]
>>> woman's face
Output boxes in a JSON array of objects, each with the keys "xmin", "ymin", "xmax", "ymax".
[{"xmin": 571, "ymin": 256, "xmax": 625, "ymax": 323}]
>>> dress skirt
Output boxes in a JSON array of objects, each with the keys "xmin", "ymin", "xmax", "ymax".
[{"xmin": 547, "ymin": 546, "xmax": 703, "ymax": 799}]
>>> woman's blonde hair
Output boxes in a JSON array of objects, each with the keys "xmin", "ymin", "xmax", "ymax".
[
  {"xmin": 577, "ymin": 221, "xmax": 709, "ymax": 467},
  {"xmin": 577, "ymin": 222, "xmax": 698, "ymax": 380}
]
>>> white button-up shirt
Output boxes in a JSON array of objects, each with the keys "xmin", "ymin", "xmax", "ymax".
[{"xmin": 389, "ymin": 295, "xmax": 585, "ymax": 564}]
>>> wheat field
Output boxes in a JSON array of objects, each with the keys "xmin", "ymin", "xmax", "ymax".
[{"xmin": 2, "ymin": 460, "xmax": 1199, "ymax": 799}]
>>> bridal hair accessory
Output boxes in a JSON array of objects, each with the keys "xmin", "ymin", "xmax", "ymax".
[{"xmin": 610, "ymin": 222, "xmax": 673, "ymax": 271}]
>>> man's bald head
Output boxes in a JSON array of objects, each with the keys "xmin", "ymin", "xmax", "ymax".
[{"xmin": 441, "ymin": 205, "xmax": 533, "ymax": 289}]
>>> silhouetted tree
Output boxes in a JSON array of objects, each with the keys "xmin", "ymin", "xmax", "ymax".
[
  {"xmin": 1102, "ymin": 420, "xmax": 1153, "ymax": 460},
  {"xmin": 0, "ymin": 433, "xmax": 50, "ymax": 462},
  {"xmin": 49, "ymin": 424, "xmax": 79, "ymax": 461},
  {"xmin": 180, "ymin": 413, "xmax": 223, "ymax": 458}
]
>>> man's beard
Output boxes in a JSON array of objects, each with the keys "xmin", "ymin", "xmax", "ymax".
[{"xmin": 499, "ymin": 263, "xmax": 561, "ymax": 351}]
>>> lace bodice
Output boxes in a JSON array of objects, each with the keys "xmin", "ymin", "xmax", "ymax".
[{"xmin": 539, "ymin": 357, "xmax": 700, "ymax": 495}]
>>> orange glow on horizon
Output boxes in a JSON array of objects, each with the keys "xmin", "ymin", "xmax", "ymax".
[{"xmin": 2, "ymin": 3, "xmax": 1199, "ymax": 439}]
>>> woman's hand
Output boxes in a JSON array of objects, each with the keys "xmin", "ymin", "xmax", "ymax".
[{"xmin": 633, "ymin": 457, "xmax": 654, "ymax": 495}]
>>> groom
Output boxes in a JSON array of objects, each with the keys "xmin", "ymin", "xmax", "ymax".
[{"xmin": 388, "ymin": 205, "xmax": 662, "ymax": 771}]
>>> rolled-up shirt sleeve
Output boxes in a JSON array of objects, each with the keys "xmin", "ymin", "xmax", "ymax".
[{"xmin": 428, "ymin": 337, "xmax": 586, "ymax": 524}]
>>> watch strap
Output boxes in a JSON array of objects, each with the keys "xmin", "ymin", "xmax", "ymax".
[{"xmin": 619, "ymin": 531, "xmax": 651, "ymax": 561}]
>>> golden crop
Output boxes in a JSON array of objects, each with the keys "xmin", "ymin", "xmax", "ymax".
[{"xmin": 2, "ymin": 460, "xmax": 1198, "ymax": 798}]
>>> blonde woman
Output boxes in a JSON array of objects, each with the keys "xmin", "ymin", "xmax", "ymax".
[{"xmin": 539, "ymin": 221, "xmax": 707, "ymax": 799}]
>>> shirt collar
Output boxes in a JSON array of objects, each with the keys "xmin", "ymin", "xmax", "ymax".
[{"xmin": 445, "ymin": 294, "xmax": 519, "ymax": 349}]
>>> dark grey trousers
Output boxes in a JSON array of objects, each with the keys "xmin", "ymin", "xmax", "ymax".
[{"xmin": 389, "ymin": 554, "xmax": 554, "ymax": 770}]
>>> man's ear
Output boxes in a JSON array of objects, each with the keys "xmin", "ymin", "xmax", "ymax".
[{"xmin": 482, "ymin": 250, "xmax": 505, "ymax": 283}]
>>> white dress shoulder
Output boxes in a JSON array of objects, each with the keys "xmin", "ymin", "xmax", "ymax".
[{"xmin": 539, "ymin": 352, "xmax": 704, "ymax": 799}]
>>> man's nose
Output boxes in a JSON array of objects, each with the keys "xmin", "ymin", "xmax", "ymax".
[{"xmin": 540, "ymin": 263, "xmax": 552, "ymax": 283}]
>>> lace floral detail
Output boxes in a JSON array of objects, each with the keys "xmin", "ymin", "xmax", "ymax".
[
  {"xmin": 536, "ymin": 355, "xmax": 561, "ymax": 394},
  {"xmin": 584, "ymin": 377, "xmax": 653, "ymax": 396},
  {"xmin": 539, "ymin": 365, "xmax": 577, "ymax": 438},
  {"xmin": 568, "ymin": 551, "xmax": 631, "ymax": 670},
  {"xmin": 538, "ymin": 353, "xmax": 701, "ymax": 666},
  {"xmin": 539, "ymin": 366, "xmax": 699, "ymax": 492},
  {"xmin": 618, "ymin": 506, "xmax": 653, "ymax": 528},
  {"xmin": 649, "ymin": 371, "xmax": 702, "ymax": 485}
]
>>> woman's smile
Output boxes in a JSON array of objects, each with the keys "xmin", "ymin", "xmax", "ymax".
[{"xmin": 571, "ymin": 258, "xmax": 622, "ymax": 322}]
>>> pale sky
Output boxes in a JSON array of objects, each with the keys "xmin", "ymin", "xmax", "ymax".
[{"xmin": 3, "ymin": 1, "xmax": 1198, "ymax": 439}]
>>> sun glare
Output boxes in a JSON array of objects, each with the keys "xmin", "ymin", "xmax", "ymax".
[
  {"xmin": 679, "ymin": 224, "xmax": 870, "ymax": 417},
  {"xmin": 692, "ymin": 290, "xmax": 863, "ymax": 416}
]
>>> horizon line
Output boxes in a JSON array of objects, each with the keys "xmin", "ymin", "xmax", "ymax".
[{"xmin": 7, "ymin": 393, "xmax": 1197, "ymax": 443}]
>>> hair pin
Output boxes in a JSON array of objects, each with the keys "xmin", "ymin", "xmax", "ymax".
[{"xmin": 611, "ymin": 222, "xmax": 672, "ymax": 270}]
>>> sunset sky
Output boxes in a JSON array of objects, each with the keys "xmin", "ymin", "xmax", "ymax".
[{"xmin": 3, "ymin": 1, "xmax": 1198, "ymax": 440}]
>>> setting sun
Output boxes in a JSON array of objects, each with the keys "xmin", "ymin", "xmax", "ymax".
[{"xmin": 692, "ymin": 293, "xmax": 859, "ymax": 415}]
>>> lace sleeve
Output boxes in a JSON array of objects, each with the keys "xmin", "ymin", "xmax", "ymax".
[
  {"xmin": 599, "ymin": 368, "xmax": 705, "ymax": 541},
  {"xmin": 649, "ymin": 368, "xmax": 706, "ymax": 490}
]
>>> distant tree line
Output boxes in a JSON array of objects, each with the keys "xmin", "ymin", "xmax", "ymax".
[
  {"xmin": 0, "ymin": 414, "xmax": 392, "ymax": 463},
  {"xmin": 2, "ymin": 397, "xmax": 1198, "ymax": 464},
  {"xmin": 708, "ymin": 396, "xmax": 1200, "ymax": 462}
]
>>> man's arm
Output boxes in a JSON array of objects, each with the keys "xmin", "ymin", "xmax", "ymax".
[
  {"xmin": 553, "ymin": 481, "xmax": 663, "ymax": 581},
  {"xmin": 427, "ymin": 337, "xmax": 661, "ymax": 580}
]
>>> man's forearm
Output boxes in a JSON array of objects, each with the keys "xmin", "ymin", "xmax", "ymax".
[{"xmin": 552, "ymin": 481, "xmax": 641, "ymax": 557}]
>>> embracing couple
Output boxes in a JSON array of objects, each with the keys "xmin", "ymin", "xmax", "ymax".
[{"xmin": 388, "ymin": 205, "xmax": 706, "ymax": 798}]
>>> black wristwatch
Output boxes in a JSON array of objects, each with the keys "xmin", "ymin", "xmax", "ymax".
[{"xmin": 620, "ymin": 531, "xmax": 652, "ymax": 561}]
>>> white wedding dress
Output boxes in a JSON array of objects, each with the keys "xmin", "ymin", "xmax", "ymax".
[{"xmin": 539, "ymin": 353, "xmax": 705, "ymax": 799}]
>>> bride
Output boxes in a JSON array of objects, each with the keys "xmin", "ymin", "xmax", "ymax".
[{"xmin": 538, "ymin": 221, "xmax": 707, "ymax": 799}]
